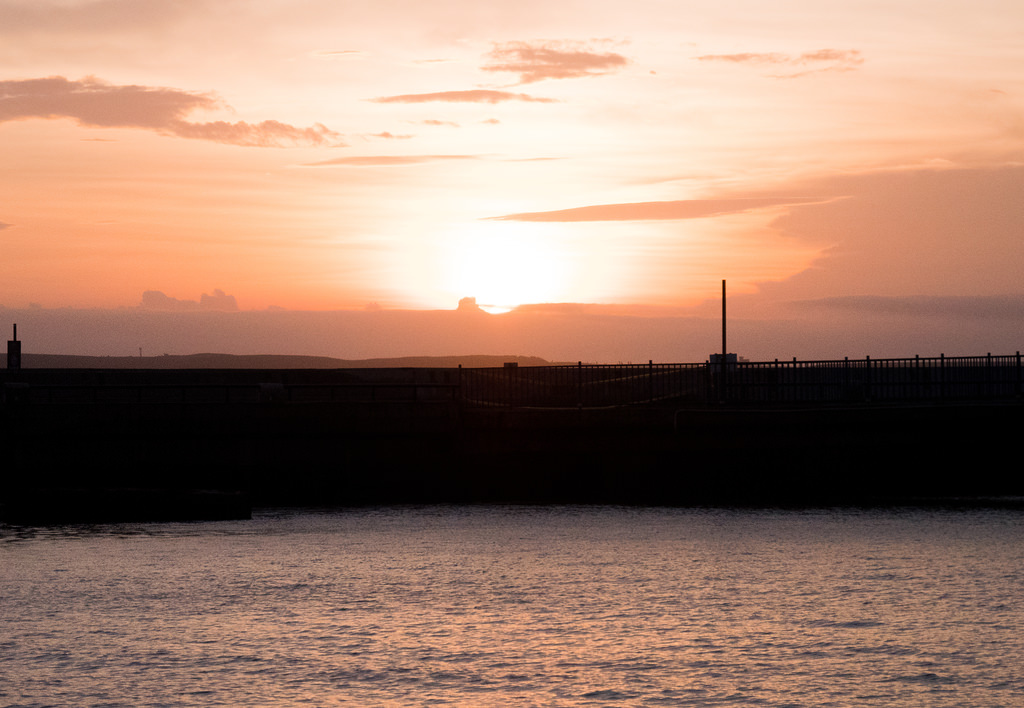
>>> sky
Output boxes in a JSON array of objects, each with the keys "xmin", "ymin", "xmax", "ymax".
[{"xmin": 2, "ymin": 0, "xmax": 1024, "ymax": 360}]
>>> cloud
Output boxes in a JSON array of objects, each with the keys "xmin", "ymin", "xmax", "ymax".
[
  {"xmin": 371, "ymin": 89, "xmax": 556, "ymax": 104},
  {"xmin": 170, "ymin": 119, "xmax": 340, "ymax": 147},
  {"xmin": 0, "ymin": 76, "xmax": 342, "ymax": 146},
  {"xmin": 200, "ymin": 289, "xmax": 239, "ymax": 311},
  {"xmin": 487, "ymin": 197, "xmax": 820, "ymax": 222},
  {"xmin": 482, "ymin": 41, "xmax": 629, "ymax": 84},
  {"xmin": 303, "ymin": 155, "xmax": 480, "ymax": 167},
  {"xmin": 697, "ymin": 49, "xmax": 863, "ymax": 76},
  {"xmin": 0, "ymin": 221, "xmax": 11, "ymax": 230},
  {"xmin": 797, "ymin": 49, "xmax": 863, "ymax": 65},
  {"xmin": 140, "ymin": 289, "xmax": 239, "ymax": 311},
  {"xmin": 698, "ymin": 52, "xmax": 790, "ymax": 64},
  {"xmin": 790, "ymin": 295, "xmax": 1024, "ymax": 320},
  {"xmin": 369, "ymin": 131, "xmax": 414, "ymax": 139},
  {"xmin": 310, "ymin": 50, "xmax": 362, "ymax": 59},
  {"xmin": 784, "ymin": 166, "xmax": 1024, "ymax": 294}
]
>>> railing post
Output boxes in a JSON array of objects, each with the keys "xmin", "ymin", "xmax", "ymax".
[
  {"xmin": 1017, "ymin": 351, "xmax": 1021, "ymax": 398},
  {"xmin": 843, "ymin": 356, "xmax": 849, "ymax": 401},
  {"xmin": 506, "ymin": 362, "xmax": 516, "ymax": 408},
  {"xmin": 865, "ymin": 355, "xmax": 871, "ymax": 402},
  {"xmin": 940, "ymin": 353, "xmax": 945, "ymax": 400},
  {"xmin": 577, "ymin": 361, "xmax": 583, "ymax": 409},
  {"xmin": 987, "ymin": 352, "xmax": 993, "ymax": 398},
  {"xmin": 648, "ymin": 360, "xmax": 654, "ymax": 403}
]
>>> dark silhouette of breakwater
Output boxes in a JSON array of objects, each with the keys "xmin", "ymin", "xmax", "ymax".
[{"xmin": 2, "ymin": 357, "xmax": 1023, "ymax": 521}]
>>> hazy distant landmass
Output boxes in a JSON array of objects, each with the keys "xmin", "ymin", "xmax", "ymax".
[
  {"xmin": 3, "ymin": 300, "xmax": 1023, "ymax": 364},
  {"xmin": 19, "ymin": 353, "xmax": 560, "ymax": 369}
]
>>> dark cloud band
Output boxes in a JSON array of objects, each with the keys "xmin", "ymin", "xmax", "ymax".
[
  {"xmin": 371, "ymin": 90, "xmax": 556, "ymax": 104},
  {"xmin": 0, "ymin": 76, "xmax": 341, "ymax": 146},
  {"xmin": 487, "ymin": 198, "xmax": 820, "ymax": 222},
  {"xmin": 482, "ymin": 41, "xmax": 629, "ymax": 84}
]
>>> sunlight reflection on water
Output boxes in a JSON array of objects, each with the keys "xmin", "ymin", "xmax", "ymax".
[{"xmin": 3, "ymin": 506, "xmax": 1023, "ymax": 706}]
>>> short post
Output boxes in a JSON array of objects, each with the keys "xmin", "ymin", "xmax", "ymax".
[{"xmin": 6, "ymin": 324, "xmax": 21, "ymax": 371}]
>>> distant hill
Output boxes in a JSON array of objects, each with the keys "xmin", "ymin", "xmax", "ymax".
[{"xmin": 15, "ymin": 353, "xmax": 561, "ymax": 369}]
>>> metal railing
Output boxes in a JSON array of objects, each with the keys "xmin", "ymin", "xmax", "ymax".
[
  {"xmin": 3, "ymin": 353, "xmax": 1021, "ymax": 410},
  {"xmin": 1, "ymin": 380, "xmax": 460, "ymax": 407},
  {"xmin": 718, "ymin": 353, "xmax": 1022, "ymax": 404},
  {"xmin": 459, "ymin": 362, "xmax": 709, "ymax": 408},
  {"xmin": 459, "ymin": 353, "xmax": 1024, "ymax": 408}
]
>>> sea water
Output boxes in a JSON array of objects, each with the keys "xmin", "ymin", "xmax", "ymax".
[{"xmin": 3, "ymin": 506, "xmax": 1023, "ymax": 707}]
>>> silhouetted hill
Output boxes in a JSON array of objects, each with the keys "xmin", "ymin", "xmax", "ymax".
[{"xmin": 18, "ymin": 353, "xmax": 559, "ymax": 369}]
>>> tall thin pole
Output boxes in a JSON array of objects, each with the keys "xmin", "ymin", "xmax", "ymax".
[
  {"xmin": 720, "ymin": 279, "xmax": 727, "ymax": 403},
  {"xmin": 721, "ymin": 279, "xmax": 726, "ymax": 363}
]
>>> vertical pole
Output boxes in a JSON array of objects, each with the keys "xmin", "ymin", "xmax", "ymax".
[
  {"xmin": 722, "ymin": 279, "xmax": 727, "ymax": 365},
  {"xmin": 720, "ymin": 279, "xmax": 727, "ymax": 403}
]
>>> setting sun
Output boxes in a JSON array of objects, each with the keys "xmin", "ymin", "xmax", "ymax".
[{"xmin": 439, "ymin": 223, "xmax": 572, "ymax": 313}]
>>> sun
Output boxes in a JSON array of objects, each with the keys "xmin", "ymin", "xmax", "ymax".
[{"xmin": 441, "ymin": 223, "xmax": 570, "ymax": 313}]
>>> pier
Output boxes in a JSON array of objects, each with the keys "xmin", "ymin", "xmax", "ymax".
[{"xmin": 2, "ymin": 354, "xmax": 1023, "ymax": 520}]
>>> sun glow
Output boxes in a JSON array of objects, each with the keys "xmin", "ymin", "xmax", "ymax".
[{"xmin": 441, "ymin": 224, "xmax": 571, "ymax": 313}]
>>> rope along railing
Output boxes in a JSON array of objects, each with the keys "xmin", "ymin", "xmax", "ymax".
[
  {"xmin": 458, "ymin": 362, "xmax": 708, "ymax": 409},
  {"xmin": 459, "ymin": 353, "xmax": 1023, "ymax": 408},
  {"xmin": 3, "ymin": 353, "xmax": 1021, "ymax": 409}
]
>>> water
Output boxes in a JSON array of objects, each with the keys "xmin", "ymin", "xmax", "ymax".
[{"xmin": 3, "ymin": 506, "xmax": 1023, "ymax": 706}]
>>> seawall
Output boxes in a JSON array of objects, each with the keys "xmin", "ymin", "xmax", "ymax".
[{"xmin": 2, "ymin": 367, "xmax": 1022, "ymax": 520}]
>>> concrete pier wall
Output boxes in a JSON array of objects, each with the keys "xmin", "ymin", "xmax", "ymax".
[{"xmin": 2, "ymin": 368, "xmax": 1022, "ymax": 519}]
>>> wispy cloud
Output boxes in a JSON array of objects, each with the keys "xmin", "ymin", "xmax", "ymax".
[
  {"xmin": 792, "ymin": 295, "xmax": 1024, "ymax": 320},
  {"xmin": 482, "ymin": 41, "xmax": 629, "ymax": 84},
  {"xmin": 304, "ymin": 155, "xmax": 480, "ymax": 167},
  {"xmin": 697, "ymin": 49, "xmax": 863, "ymax": 76},
  {"xmin": 698, "ymin": 52, "xmax": 790, "ymax": 64},
  {"xmin": 371, "ymin": 89, "xmax": 556, "ymax": 104},
  {"xmin": 310, "ymin": 50, "xmax": 362, "ymax": 59},
  {"xmin": 487, "ymin": 198, "xmax": 819, "ymax": 222},
  {"xmin": 369, "ymin": 131, "xmax": 414, "ymax": 139},
  {"xmin": 0, "ymin": 221, "xmax": 12, "ymax": 230},
  {"xmin": 0, "ymin": 76, "xmax": 342, "ymax": 146}
]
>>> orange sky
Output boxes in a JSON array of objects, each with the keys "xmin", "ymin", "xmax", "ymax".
[{"xmin": 2, "ymin": 1, "xmax": 1024, "ymax": 355}]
